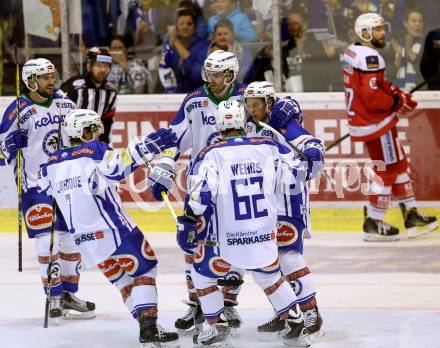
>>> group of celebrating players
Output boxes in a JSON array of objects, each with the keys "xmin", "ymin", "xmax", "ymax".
[{"xmin": 0, "ymin": 12, "xmax": 436, "ymax": 348}]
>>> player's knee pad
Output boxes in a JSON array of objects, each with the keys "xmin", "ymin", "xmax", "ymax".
[
  {"xmin": 131, "ymin": 267, "xmax": 158, "ymax": 317},
  {"xmin": 191, "ymin": 268, "xmax": 223, "ymax": 320},
  {"xmin": 112, "ymin": 227, "xmax": 158, "ymax": 278},
  {"xmin": 58, "ymin": 231, "xmax": 81, "ymax": 292},
  {"xmin": 184, "ymin": 254, "xmax": 197, "ymax": 297},
  {"xmin": 35, "ymin": 232, "xmax": 62, "ymax": 295},
  {"xmin": 281, "ymin": 251, "xmax": 316, "ymax": 304},
  {"xmin": 113, "ymin": 273, "xmax": 137, "ymax": 318},
  {"xmin": 252, "ymin": 272, "xmax": 297, "ymax": 316},
  {"xmin": 277, "ymin": 217, "xmax": 305, "ymax": 254}
]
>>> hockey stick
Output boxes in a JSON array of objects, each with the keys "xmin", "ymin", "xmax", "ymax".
[
  {"xmin": 44, "ymin": 94, "xmax": 64, "ymax": 328},
  {"xmin": 325, "ymin": 80, "xmax": 427, "ymax": 152},
  {"xmin": 14, "ymin": 45, "xmax": 23, "ymax": 272},
  {"xmin": 160, "ymin": 191, "xmax": 220, "ymax": 247}
]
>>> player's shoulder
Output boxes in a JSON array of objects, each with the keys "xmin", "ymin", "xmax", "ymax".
[
  {"xmin": 47, "ymin": 141, "xmax": 110, "ymax": 165},
  {"xmin": 345, "ymin": 43, "xmax": 385, "ymax": 72},
  {"xmin": 182, "ymin": 86, "xmax": 207, "ymax": 106},
  {"xmin": 1, "ymin": 96, "xmax": 33, "ymax": 131}
]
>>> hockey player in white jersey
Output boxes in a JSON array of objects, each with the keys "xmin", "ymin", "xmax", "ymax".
[
  {"xmin": 0, "ymin": 58, "xmax": 95, "ymax": 320},
  {"xmin": 38, "ymin": 109, "xmax": 179, "ymax": 347},
  {"xmin": 176, "ymin": 100, "xmax": 311, "ymax": 347},
  {"xmin": 148, "ymin": 50, "xmax": 247, "ymax": 332},
  {"xmin": 243, "ymin": 82, "xmax": 325, "ymax": 341}
]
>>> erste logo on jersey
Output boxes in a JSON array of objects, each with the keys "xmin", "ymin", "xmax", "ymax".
[
  {"xmin": 25, "ymin": 203, "xmax": 52, "ymax": 230},
  {"xmin": 276, "ymin": 221, "xmax": 299, "ymax": 247},
  {"xmin": 42, "ymin": 129, "xmax": 60, "ymax": 156}
]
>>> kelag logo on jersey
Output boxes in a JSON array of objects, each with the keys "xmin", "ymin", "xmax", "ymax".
[
  {"xmin": 42, "ymin": 129, "xmax": 60, "ymax": 155},
  {"xmin": 35, "ymin": 113, "xmax": 65, "ymax": 130},
  {"xmin": 201, "ymin": 111, "xmax": 216, "ymax": 125}
]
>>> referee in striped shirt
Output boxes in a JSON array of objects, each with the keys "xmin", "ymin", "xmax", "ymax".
[{"xmin": 61, "ymin": 47, "xmax": 118, "ymax": 143}]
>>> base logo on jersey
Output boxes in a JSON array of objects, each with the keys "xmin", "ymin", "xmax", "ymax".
[
  {"xmin": 141, "ymin": 240, "xmax": 157, "ymax": 261},
  {"xmin": 209, "ymin": 257, "xmax": 231, "ymax": 276},
  {"xmin": 261, "ymin": 257, "xmax": 280, "ymax": 273},
  {"xmin": 276, "ymin": 221, "xmax": 299, "ymax": 247},
  {"xmin": 42, "ymin": 129, "xmax": 60, "ymax": 156},
  {"xmin": 115, "ymin": 254, "xmax": 139, "ymax": 275},
  {"xmin": 98, "ymin": 258, "xmax": 123, "ymax": 282},
  {"xmin": 25, "ymin": 203, "xmax": 53, "ymax": 230},
  {"xmin": 194, "ymin": 244, "xmax": 205, "ymax": 264}
]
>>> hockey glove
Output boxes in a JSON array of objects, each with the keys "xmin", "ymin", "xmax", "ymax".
[
  {"xmin": 269, "ymin": 97, "xmax": 303, "ymax": 130},
  {"xmin": 303, "ymin": 140, "xmax": 324, "ymax": 180},
  {"xmin": 391, "ymin": 85, "xmax": 417, "ymax": 115},
  {"xmin": 4, "ymin": 129, "xmax": 28, "ymax": 159},
  {"xmin": 143, "ymin": 128, "xmax": 177, "ymax": 155},
  {"xmin": 148, "ymin": 162, "xmax": 175, "ymax": 201},
  {"xmin": 176, "ymin": 215, "xmax": 199, "ymax": 254}
]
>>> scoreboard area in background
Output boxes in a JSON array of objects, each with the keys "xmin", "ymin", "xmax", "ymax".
[{"xmin": 0, "ymin": 92, "xmax": 439, "ymax": 233}]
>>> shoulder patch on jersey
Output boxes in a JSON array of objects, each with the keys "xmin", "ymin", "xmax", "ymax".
[
  {"xmin": 72, "ymin": 78, "xmax": 86, "ymax": 88},
  {"xmin": 71, "ymin": 147, "xmax": 95, "ymax": 157},
  {"xmin": 183, "ymin": 88, "xmax": 204, "ymax": 104},
  {"xmin": 366, "ymin": 55, "xmax": 379, "ymax": 69}
]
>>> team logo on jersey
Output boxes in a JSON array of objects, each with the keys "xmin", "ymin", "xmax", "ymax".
[
  {"xmin": 42, "ymin": 129, "xmax": 60, "ymax": 156},
  {"xmin": 194, "ymin": 244, "xmax": 205, "ymax": 264},
  {"xmin": 115, "ymin": 254, "xmax": 139, "ymax": 275},
  {"xmin": 48, "ymin": 261, "xmax": 61, "ymax": 280},
  {"xmin": 369, "ymin": 77, "xmax": 378, "ymax": 90},
  {"xmin": 25, "ymin": 203, "xmax": 52, "ymax": 230},
  {"xmin": 209, "ymin": 257, "xmax": 231, "ymax": 276},
  {"xmin": 276, "ymin": 221, "xmax": 299, "ymax": 247},
  {"xmin": 141, "ymin": 240, "xmax": 157, "ymax": 261},
  {"xmin": 98, "ymin": 258, "xmax": 123, "ymax": 281}
]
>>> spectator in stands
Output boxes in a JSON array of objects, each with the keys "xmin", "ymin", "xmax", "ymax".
[
  {"xmin": 61, "ymin": 47, "xmax": 117, "ymax": 143},
  {"xmin": 158, "ymin": 9, "xmax": 209, "ymax": 93},
  {"xmin": 211, "ymin": 18, "xmax": 253, "ymax": 83},
  {"xmin": 420, "ymin": 28, "xmax": 440, "ymax": 90},
  {"xmin": 393, "ymin": 9, "xmax": 424, "ymax": 91},
  {"xmin": 245, "ymin": 11, "xmax": 339, "ymax": 92},
  {"xmin": 177, "ymin": 0, "xmax": 208, "ymax": 39},
  {"xmin": 107, "ymin": 35, "xmax": 152, "ymax": 94},
  {"xmin": 207, "ymin": 0, "xmax": 257, "ymax": 42}
]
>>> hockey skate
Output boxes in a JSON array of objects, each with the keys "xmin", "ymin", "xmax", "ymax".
[
  {"xmin": 257, "ymin": 313, "xmax": 287, "ymax": 341},
  {"xmin": 49, "ymin": 294, "xmax": 63, "ymax": 319},
  {"xmin": 174, "ymin": 300, "xmax": 204, "ymax": 334},
  {"xmin": 192, "ymin": 316, "xmax": 231, "ymax": 347},
  {"xmin": 281, "ymin": 307, "xmax": 311, "ymax": 347},
  {"xmin": 400, "ymin": 203, "xmax": 438, "ymax": 238},
  {"xmin": 303, "ymin": 305, "xmax": 324, "ymax": 341},
  {"xmin": 223, "ymin": 300, "xmax": 242, "ymax": 329},
  {"xmin": 62, "ymin": 291, "xmax": 96, "ymax": 319},
  {"xmin": 139, "ymin": 316, "xmax": 180, "ymax": 348},
  {"xmin": 363, "ymin": 207, "xmax": 400, "ymax": 242}
]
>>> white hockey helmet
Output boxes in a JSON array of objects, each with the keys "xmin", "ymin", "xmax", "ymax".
[
  {"xmin": 243, "ymin": 81, "xmax": 276, "ymax": 105},
  {"xmin": 22, "ymin": 58, "xmax": 56, "ymax": 92},
  {"xmin": 355, "ymin": 12, "xmax": 385, "ymax": 42},
  {"xmin": 202, "ymin": 49, "xmax": 239, "ymax": 85},
  {"xmin": 63, "ymin": 109, "xmax": 103, "ymax": 142},
  {"xmin": 215, "ymin": 100, "xmax": 246, "ymax": 132}
]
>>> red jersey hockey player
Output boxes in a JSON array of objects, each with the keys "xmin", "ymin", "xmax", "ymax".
[{"xmin": 342, "ymin": 13, "xmax": 437, "ymax": 241}]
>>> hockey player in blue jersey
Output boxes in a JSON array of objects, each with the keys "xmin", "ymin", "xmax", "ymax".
[
  {"xmin": 0, "ymin": 58, "xmax": 95, "ymax": 320},
  {"xmin": 148, "ymin": 50, "xmax": 247, "ymax": 331},
  {"xmin": 176, "ymin": 100, "xmax": 311, "ymax": 347},
  {"xmin": 37, "ymin": 109, "xmax": 179, "ymax": 347},
  {"xmin": 243, "ymin": 82, "xmax": 324, "ymax": 341}
]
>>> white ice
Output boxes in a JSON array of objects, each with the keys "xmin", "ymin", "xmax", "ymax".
[{"xmin": 1, "ymin": 231, "xmax": 440, "ymax": 348}]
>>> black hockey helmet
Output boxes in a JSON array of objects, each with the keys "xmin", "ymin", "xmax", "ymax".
[{"xmin": 86, "ymin": 47, "xmax": 112, "ymax": 67}]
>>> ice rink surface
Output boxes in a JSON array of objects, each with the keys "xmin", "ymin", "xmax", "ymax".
[{"xmin": 1, "ymin": 231, "xmax": 440, "ymax": 348}]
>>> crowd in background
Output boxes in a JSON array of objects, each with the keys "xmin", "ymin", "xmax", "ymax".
[{"xmin": 1, "ymin": 0, "xmax": 439, "ymax": 96}]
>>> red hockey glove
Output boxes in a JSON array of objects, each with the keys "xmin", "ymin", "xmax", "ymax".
[{"xmin": 390, "ymin": 85, "xmax": 417, "ymax": 115}]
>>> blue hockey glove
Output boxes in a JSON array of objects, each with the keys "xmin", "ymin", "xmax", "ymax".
[
  {"xmin": 269, "ymin": 97, "xmax": 303, "ymax": 130},
  {"xmin": 147, "ymin": 162, "xmax": 175, "ymax": 201},
  {"xmin": 4, "ymin": 129, "xmax": 28, "ymax": 159},
  {"xmin": 176, "ymin": 215, "xmax": 199, "ymax": 254},
  {"xmin": 143, "ymin": 128, "xmax": 177, "ymax": 155},
  {"xmin": 303, "ymin": 140, "xmax": 324, "ymax": 180}
]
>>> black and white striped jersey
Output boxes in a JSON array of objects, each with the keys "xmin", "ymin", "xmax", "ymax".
[{"xmin": 60, "ymin": 74, "xmax": 118, "ymax": 120}]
